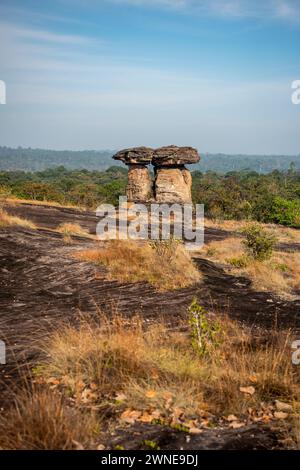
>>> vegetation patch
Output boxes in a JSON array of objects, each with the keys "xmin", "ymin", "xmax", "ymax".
[
  {"xmin": 0, "ymin": 388, "xmax": 99, "ymax": 450},
  {"xmin": 75, "ymin": 239, "xmax": 201, "ymax": 291},
  {"xmin": 0, "ymin": 208, "xmax": 36, "ymax": 229},
  {"xmin": 200, "ymin": 228, "xmax": 300, "ymax": 298},
  {"xmin": 26, "ymin": 305, "xmax": 300, "ymax": 448},
  {"xmin": 57, "ymin": 222, "xmax": 91, "ymax": 242}
]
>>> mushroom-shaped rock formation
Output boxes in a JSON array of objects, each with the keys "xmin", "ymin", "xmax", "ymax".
[
  {"xmin": 113, "ymin": 147, "xmax": 154, "ymax": 202},
  {"xmin": 113, "ymin": 145, "xmax": 200, "ymax": 204},
  {"xmin": 153, "ymin": 146, "xmax": 200, "ymax": 204}
]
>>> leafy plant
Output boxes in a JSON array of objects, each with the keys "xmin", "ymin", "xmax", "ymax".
[
  {"xmin": 227, "ymin": 255, "xmax": 249, "ymax": 268},
  {"xmin": 241, "ymin": 224, "xmax": 276, "ymax": 261},
  {"xmin": 150, "ymin": 238, "xmax": 180, "ymax": 259},
  {"xmin": 142, "ymin": 440, "xmax": 161, "ymax": 450},
  {"xmin": 188, "ymin": 298, "xmax": 222, "ymax": 357}
]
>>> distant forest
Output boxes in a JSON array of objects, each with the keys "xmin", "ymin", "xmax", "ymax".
[{"xmin": 1, "ymin": 146, "xmax": 300, "ymax": 174}]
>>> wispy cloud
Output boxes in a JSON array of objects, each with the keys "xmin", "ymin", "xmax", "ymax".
[
  {"xmin": 0, "ymin": 21, "xmax": 94, "ymax": 45},
  {"xmin": 107, "ymin": 0, "xmax": 300, "ymax": 21}
]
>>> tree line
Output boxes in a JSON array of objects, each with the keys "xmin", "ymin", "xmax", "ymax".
[{"xmin": 0, "ymin": 165, "xmax": 299, "ymax": 227}]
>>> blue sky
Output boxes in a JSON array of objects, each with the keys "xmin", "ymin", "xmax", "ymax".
[{"xmin": 0, "ymin": 0, "xmax": 299, "ymax": 153}]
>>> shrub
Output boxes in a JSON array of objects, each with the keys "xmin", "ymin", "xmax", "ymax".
[
  {"xmin": 269, "ymin": 197, "xmax": 300, "ymax": 228},
  {"xmin": 241, "ymin": 224, "xmax": 276, "ymax": 261},
  {"xmin": 188, "ymin": 298, "xmax": 222, "ymax": 357},
  {"xmin": 227, "ymin": 255, "xmax": 249, "ymax": 268}
]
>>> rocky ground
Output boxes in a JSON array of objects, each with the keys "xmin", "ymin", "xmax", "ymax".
[{"xmin": 1, "ymin": 201, "xmax": 300, "ymax": 449}]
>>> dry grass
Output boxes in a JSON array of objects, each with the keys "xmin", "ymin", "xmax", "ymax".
[
  {"xmin": 0, "ymin": 208, "xmax": 36, "ymax": 229},
  {"xmin": 3, "ymin": 312, "xmax": 299, "ymax": 448},
  {"xmin": 200, "ymin": 237, "xmax": 300, "ymax": 298},
  {"xmin": 40, "ymin": 314, "xmax": 300, "ymax": 421},
  {"xmin": 5, "ymin": 197, "xmax": 83, "ymax": 210},
  {"xmin": 205, "ymin": 218, "xmax": 300, "ymax": 244},
  {"xmin": 75, "ymin": 239, "xmax": 201, "ymax": 290},
  {"xmin": 57, "ymin": 222, "xmax": 91, "ymax": 242},
  {"xmin": 0, "ymin": 387, "xmax": 98, "ymax": 450}
]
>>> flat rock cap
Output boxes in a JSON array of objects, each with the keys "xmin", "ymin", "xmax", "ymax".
[
  {"xmin": 153, "ymin": 145, "xmax": 200, "ymax": 166},
  {"xmin": 113, "ymin": 146, "xmax": 154, "ymax": 165}
]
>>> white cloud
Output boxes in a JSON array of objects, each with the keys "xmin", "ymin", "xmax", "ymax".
[
  {"xmin": 107, "ymin": 0, "xmax": 300, "ymax": 21},
  {"xmin": 0, "ymin": 21, "xmax": 95, "ymax": 45}
]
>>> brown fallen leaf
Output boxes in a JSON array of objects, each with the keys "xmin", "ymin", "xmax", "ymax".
[
  {"xmin": 239, "ymin": 386, "xmax": 255, "ymax": 396},
  {"xmin": 248, "ymin": 375, "xmax": 258, "ymax": 383},
  {"xmin": 275, "ymin": 400, "xmax": 293, "ymax": 412},
  {"xmin": 189, "ymin": 427, "xmax": 203, "ymax": 435},
  {"xmin": 262, "ymin": 414, "xmax": 271, "ymax": 422},
  {"xmin": 229, "ymin": 421, "xmax": 245, "ymax": 429},
  {"xmin": 274, "ymin": 411, "xmax": 288, "ymax": 420},
  {"xmin": 139, "ymin": 412, "xmax": 154, "ymax": 423},
  {"xmin": 47, "ymin": 377, "xmax": 60, "ymax": 386},
  {"xmin": 97, "ymin": 444, "xmax": 105, "ymax": 450},
  {"xmin": 145, "ymin": 390, "xmax": 157, "ymax": 399},
  {"xmin": 120, "ymin": 409, "xmax": 142, "ymax": 424},
  {"xmin": 226, "ymin": 414, "xmax": 238, "ymax": 422}
]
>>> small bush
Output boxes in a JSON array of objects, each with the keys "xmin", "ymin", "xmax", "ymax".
[
  {"xmin": 188, "ymin": 298, "xmax": 222, "ymax": 357},
  {"xmin": 241, "ymin": 224, "xmax": 276, "ymax": 261},
  {"xmin": 227, "ymin": 255, "xmax": 249, "ymax": 268}
]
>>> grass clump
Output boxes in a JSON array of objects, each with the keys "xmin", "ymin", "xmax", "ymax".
[
  {"xmin": 0, "ymin": 388, "xmax": 98, "ymax": 450},
  {"xmin": 57, "ymin": 222, "xmax": 90, "ymax": 242},
  {"xmin": 75, "ymin": 239, "xmax": 201, "ymax": 291},
  {"xmin": 0, "ymin": 208, "xmax": 36, "ymax": 229}
]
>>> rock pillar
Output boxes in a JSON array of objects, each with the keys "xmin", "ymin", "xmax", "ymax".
[
  {"xmin": 127, "ymin": 164, "xmax": 152, "ymax": 202},
  {"xmin": 113, "ymin": 147, "xmax": 154, "ymax": 202},
  {"xmin": 153, "ymin": 146, "xmax": 199, "ymax": 204}
]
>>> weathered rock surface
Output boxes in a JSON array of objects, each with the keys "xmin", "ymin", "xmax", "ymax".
[
  {"xmin": 113, "ymin": 146, "xmax": 154, "ymax": 165},
  {"xmin": 153, "ymin": 145, "xmax": 200, "ymax": 167},
  {"xmin": 127, "ymin": 164, "xmax": 152, "ymax": 202},
  {"xmin": 155, "ymin": 166, "xmax": 192, "ymax": 203}
]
